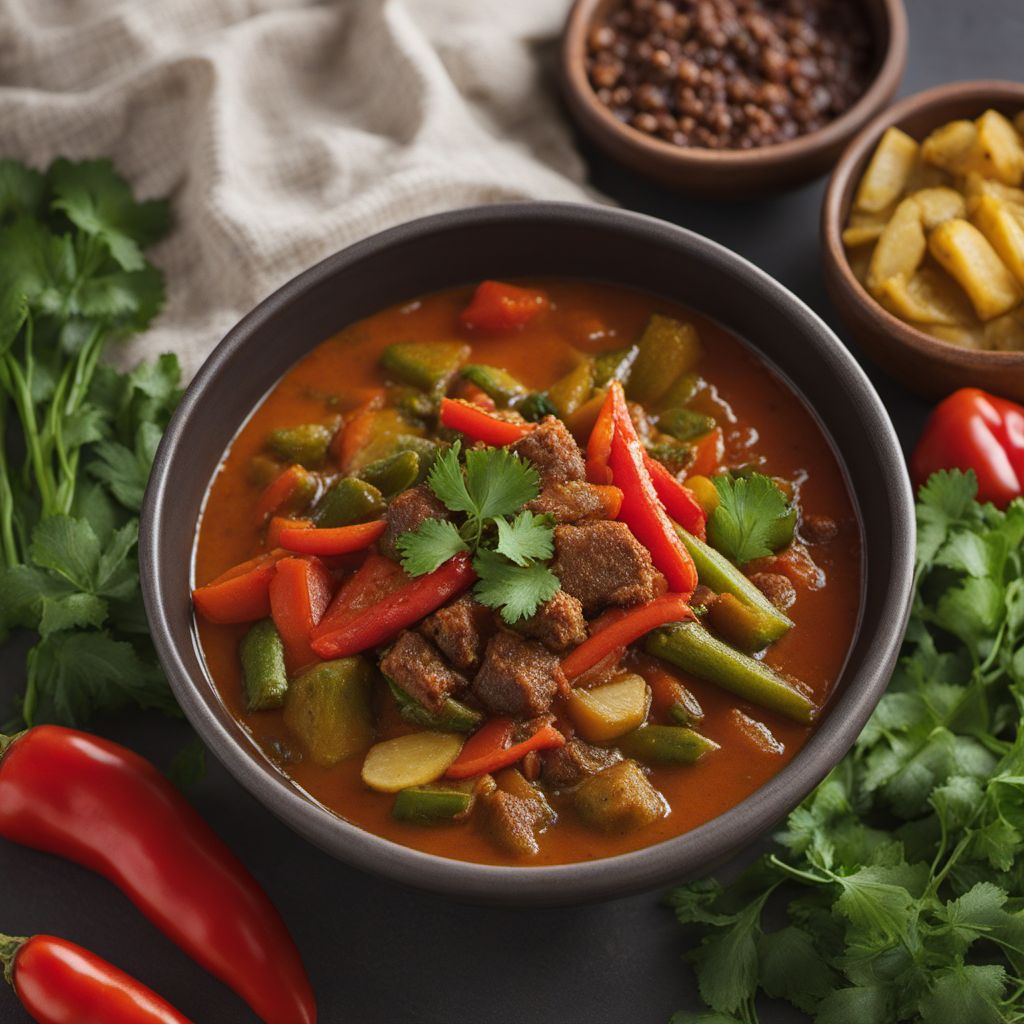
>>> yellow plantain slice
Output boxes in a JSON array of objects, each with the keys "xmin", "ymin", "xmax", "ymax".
[
  {"xmin": 984, "ymin": 309, "xmax": 1024, "ymax": 351},
  {"xmin": 971, "ymin": 194, "xmax": 1024, "ymax": 284},
  {"xmin": 912, "ymin": 187, "xmax": 967, "ymax": 230},
  {"xmin": 854, "ymin": 127, "xmax": 920, "ymax": 213},
  {"xmin": 964, "ymin": 171, "xmax": 1024, "ymax": 211},
  {"xmin": 879, "ymin": 266, "xmax": 976, "ymax": 326},
  {"xmin": 842, "ymin": 207, "xmax": 894, "ymax": 247},
  {"xmin": 867, "ymin": 198, "xmax": 927, "ymax": 295},
  {"xmin": 921, "ymin": 120, "xmax": 978, "ymax": 175},
  {"xmin": 962, "ymin": 109, "xmax": 1024, "ymax": 186}
]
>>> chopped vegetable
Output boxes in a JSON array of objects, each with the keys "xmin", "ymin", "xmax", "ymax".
[
  {"xmin": 267, "ymin": 423, "xmax": 334, "ymax": 468},
  {"xmin": 573, "ymin": 760, "xmax": 667, "ymax": 832},
  {"xmin": 191, "ymin": 550, "xmax": 286, "ymax": 625},
  {"xmin": 392, "ymin": 781, "xmax": 476, "ymax": 824},
  {"xmin": 617, "ymin": 724, "xmax": 719, "ymax": 763},
  {"xmin": 387, "ymin": 679, "xmax": 483, "ymax": 733},
  {"xmin": 380, "ymin": 341, "xmax": 470, "ymax": 392},
  {"xmin": 567, "ymin": 674, "xmax": 652, "ymax": 742},
  {"xmin": 268, "ymin": 556, "xmax": 333, "ymax": 672},
  {"xmin": 238, "ymin": 619, "xmax": 289, "ymax": 711},
  {"xmin": 266, "ymin": 515, "xmax": 312, "ymax": 548},
  {"xmin": 517, "ymin": 391, "xmax": 558, "ymax": 423},
  {"xmin": 643, "ymin": 454, "xmax": 707, "ymax": 539},
  {"xmin": 361, "ymin": 732, "xmax": 465, "ymax": 792},
  {"xmin": 706, "ymin": 471, "xmax": 795, "ymax": 564},
  {"xmin": 446, "ymin": 718, "xmax": 565, "ymax": 779},
  {"xmin": 548, "ymin": 361, "xmax": 595, "ymax": 418},
  {"xmin": 460, "ymin": 364, "xmax": 528, "ymax": 407},
  {"xmin": 658, "ymin": 407, "xmax": 717, "ymax": 442},
  {"xmin": 438, "ymin": 397, "xmax": 534, "ymax": 445},
  {"xmin": 625, "ymin": 315, "xmax": 701, "ymax": 405},
  {"xmin": 357, "ymin": 449, "xmax": 421, "ymax": 497},
  {"xmin": 313, "ymin": 553, "xmax": 408, "ymax": 639},
  {"xmin": 255, "ymin": 464, "xmax": 317, "ymax": 525},
  {"xmin": 592, "ymin": 345, "xmax": 638, "ymax": 388},
  {"xmin": 460, "ymin": 281, "xmax": 549, "ymax": 331},
  {"xmin": 278, "ymin": 520, "xmax": 385, "ymax": 556},
  {"xmin": 312, "ymin": 478, "xmax": 385, "ymax": 528},
  {"xmin": 704, "ymin": 591, "xmax": 783, "ymax": 653}
]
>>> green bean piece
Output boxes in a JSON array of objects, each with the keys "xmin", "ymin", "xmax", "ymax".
[
  {"xmin": 358, "ymin": 450, "xmax": 420, "ymax": 497},
  {"xmin": 645, "ymin": 621, "xmax": 816, "ymax": 725},
  {"xmin": 393, "ymin": 783, "xmax": 476, "ymax": 824},
  {"xmin": 249, "ymin": 454, "xmax": 284, "ymax": 487},
  {"xmin": 380, "ymin": 341, "xmax": 470, "ymax": 392},
  {"xmin": 644, "ymin": 443, "xmax": 696, "ymax": 476},
  {"xmin": 593, "ymin": 345, "xmax": 638, "ymax": 388},
  {"xmin": 239, "ymin": 620, "xmax": 289, "ymax": 711},
  {"xmin": 658, "ymin": 408, "xmax": 717, "ymax": 442},
  {"xmin": 312, "ymin": 478, "xmax": 386, "ymax": 527},
  {"xmin": 518, "ymin": 392, "xmax": 558, "ymax": 423},
  {"xmin": 617, "ymin": 724, "xmax": 719, "ymax": 764},
  {"xmin": 658, "ymin": 372, "xmax": 702, "ymax": 410},
  {"xmin": 389, "ymin": 388, "xmax": 438, "ymax": 422},
  {"xmin": 460, "ymin": 364, "xmax": 528, "ymax": 407},
  {"xmin": 676, "ymin": 526, "xmax": 793, "ymax": 645},
  {"xmin": 387, "ymin": 679, "xmax": 483, "ymax": 733},
  {"xmin": 626, "ymin": 315, "xmax": 702, "ymax": 405},
  {"xmin": 547, "ymin": 360, "xmax": 595, "ymax": 418},
  {"xmin": 267, "ymin": 423, "xmax": 333, "ymax": 468}
]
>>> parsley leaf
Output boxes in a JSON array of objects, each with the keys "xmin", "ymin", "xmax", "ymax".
[
  {"xmin": 495, "ymin": 510, "xmax": 554, "ymax": 566},
  {"xmin": 473, "ymin": 549, "xmax": 561, "ymax": 624},
  {"xmin": 707, "ymin": 472, "xmax": 793, "ymax": 564},
  {"xmin": 397, "ymin": 519, "xmax": 468, "ymax": 576}
]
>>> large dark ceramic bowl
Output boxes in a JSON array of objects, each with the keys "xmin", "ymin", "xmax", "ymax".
[{"xmin": 140, "ymin": 203, "xmax": 914, "ymax": 905}]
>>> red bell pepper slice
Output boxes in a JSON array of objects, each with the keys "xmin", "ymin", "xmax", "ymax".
[
  {"xmin": 313, "ymin": 554, "xmax": 409, "ymax": 639},
  {"xmin": 458, "ymin": 381, "xmax": 498, "ymax": 411},
  {"xmin": 312, "ymin": 553, "xmax": 476, "ymax": 658},
  {"xmin": 332, "ymin": 390, "xmax": 386, "ymax": 471},
  {"xmin": 643, "ymin": 455, "xmax": 707, "ymax": 539},
  {"xmin": 192, "ymin": 550, "xmax": 287, "ymax": 624},
  {"xmin": 254, "ymin": 465, "xmax": 316, "ymax": 526},
  {"xmin": 445, "ymin": 718, "xmax": 565, "ymax": 779},
  {"xmin": 269, "ymin": 557, "xmax": 335, "ymax": 674},
  {"xmin": 585, "ymin": 387, "xmax": 616, "ymax": 485},
  {"xmin": 911, "ymin": 387, "xmax": 1024, "ymax": 508},
  {"xmin": 439, "ymin": 398, "xmax": 535, "ymax": 446},
  {"xmin": 561, "ymin": 593, "xmax": 693, "ymax": 680},
  {"xmin": 267, "ymin": 516, "xmax": 313, "ymax": 549},
  {"xmin": 687, "ymin": 426, "xmax": 724, "ymax": 479},
  {"xmin": 459, "ymin": 280, "xmax": 549, "ymax": 332},
  {"xmin": 278, "ymin": 520, "xmax": 385, "ymax": 556}
]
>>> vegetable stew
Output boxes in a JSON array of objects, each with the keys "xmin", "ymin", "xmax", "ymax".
[{"xmin": 192, "ymin": 280, "xmax": 862, "ymax": 866}]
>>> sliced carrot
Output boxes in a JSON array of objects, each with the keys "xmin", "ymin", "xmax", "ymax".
[
  {"xmin": 446, "ymin": 718, "xmax": 565, "ymax": 779},
  {"xmin": 254, "ymin": 465, "xmax": 316, "ymax": 526},
  {"xmin": 279, "ymin": 520, "xmax": 385, "ymax": 556},
  {"xmin": 269, "ymin": 557, "xmax": 335, "ymax": 674},
  {"xmin": 267, "ymin": 516, "xmax": 313, "ymax": 549},
  {"xmin": 459, "ymin": 281, "xmax": 549, "ymax": 332},
  {"xmin": 439, "ymin": 398, "xmax": 534, "ymax": 446},
  {"xmin": 192, "ymin": 550, "xmax": 287, "ymax": 624},
  {"xmin": 686, "ymin": 426, "xmax": 724, "ymax": 479},
  {"xmin": 332, "ymin": 391, "xmax": 386, "ymax": 470}
]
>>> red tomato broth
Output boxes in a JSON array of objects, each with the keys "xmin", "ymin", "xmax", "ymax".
[{"xmin": 193, "ymin": 280, "xmax": 862, "ymax": 867}]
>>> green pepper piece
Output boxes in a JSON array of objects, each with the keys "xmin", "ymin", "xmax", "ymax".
[
  {"xmin": 266, "ymin": 423, "xmax": 334, "ymax": 468},
  {"xmin": 239, "ymin": 619, "xmax": 289, "ymax": 711},
  {"xmin": 626, "ymin": 315, "xmax": 702, "ymax": 406},
  {"xmin": 617, "ymin": 724, "xmax": 718, "ymax": 763},
  {"xmin": 461, "ymin": 364, "xmax": 528, "ymax": 408},
  {"xmin": 517, "ymin": 392, "xmax": 558, "ymax": 423},
  {"xmin": 249, "ymin": 454, "xmax": 284, "ymax": 487},
  {"xmin": 387, "ymin": 679, "xmax": 483, "ymax": 733},
  {"xmin": 645, "ymin": 443, "xmax": 696, "ymax": 476},
  {"xmin": 676, "ymin": 526, "xmax": 793, "ymax": 644},
  {"xmin": 658, "ymin": 372, "xmax": 702, "ymax": 410},
  {"xmin": 313, "ymin": 478, "xmax": 386, "ymax": 527},
  {"xmin": 645, "ymin": 621, "xmax": 816, "ymax": 725},
  {"xmin": 593, "ymin": 345, "xmax": 638, "ymax": 388},
  {"xmin": 547, "ymin": 360, "xmax": 595, "ymax": 418},
  {"xmin": 389, "ymin": 387, "xmax": 438, "ymax": 422},
  {"xmin": 358, "ymin": 450, "xmax": 420, "ymax": 497},
  {"xmin": 283, "ymin": 658, "xmax": 375, "ymax": 767},
  {"xmin": 381, "ymin": 341, "xmax": 470, "ymax": 392},
  {"xmin": 393, "ymin": 782, "xmax": 476, "ymax": 824},
  {"xmin": 658, "ymin": 408, "xmax": 717, "ymax": 442}
]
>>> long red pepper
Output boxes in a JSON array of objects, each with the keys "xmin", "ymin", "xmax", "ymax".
[
  {"xmin": 446, "ymin": 719, "xmax": 565, "ymax": 779},
  {"xmin": 0, "ymin": 728, "xmax": 316, "ymax": 1024},
  {"xmin": 1, "ymin": 933, "xmax": 192, "ymax": 1024},
  {"xmin": 439, "ymin": 398, "xmax": 534, "ymax": 445}
]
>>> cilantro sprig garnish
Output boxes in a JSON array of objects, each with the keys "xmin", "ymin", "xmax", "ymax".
[
  {"xmin": 669, "ymin": 470, "xmax": 1024, "ymax": 1024},
  {"xmin": 397, "ymin": 441, "xmax": 560, "ymax": 624},
  {"xmin": 707, "ymin": 472, "xmax": 795, "ymax": 564}
]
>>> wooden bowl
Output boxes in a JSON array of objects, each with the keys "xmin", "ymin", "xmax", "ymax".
[
  {"xmin": 823, "ymin": 80, "xmax": 1024, "ymax": 403},
  {"xmin": 560, "ymin": 0, "xmax": 908, "ymax": 197}
]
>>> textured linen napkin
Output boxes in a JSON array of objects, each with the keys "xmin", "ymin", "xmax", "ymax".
[{"xmin": 1, "ymin": 0, "xmax": 597, "ymax": 377}]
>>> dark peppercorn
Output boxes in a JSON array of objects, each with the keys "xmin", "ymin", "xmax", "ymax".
[{"xmin": 584, "ymin": 0, "xmax": 872, "ymax": 151}]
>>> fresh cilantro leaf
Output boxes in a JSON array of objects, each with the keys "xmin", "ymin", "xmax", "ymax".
[
  {"xmin": 29, "ymin": 515, "xmax": 101, "ymax": 592},
  {"xmin": 88, "ymin": 421, "xmax": 163, "ymax": 511},
  {"xmin": 815, "ymin": 986, "xmax": 892, "ymax": 1024},
  {"xmin": 0, "ymin": 159, "xmax": 45, "ymax": 220},
  {"xmin": 757, "ymin": 925, "xmax": 838, "ymax": 1012},
  {"xmin": 669, "ymin": 1014, "xmax": 745, "ymax": 1024},
  {"xmin": 0, "ymin": 217, "xmax": 77, "ymax": 317},
  {"xmin": 494, "ymin": 510, "xmax": 554, "ymax": 566},
  {"xmin": 687, "ymin": 900, "xmax": 763, "ymax": 1015},
  {"xmin": 77, "ymin": 264, "xmax": 166, "ymax": 331},
  {"xmin": 397, "ymin": 519, "xmax": 468, "ymax": 576},
  {"xmin": 464, "ymin": 445, "xmax": 540, "ymax": 521},
  {"xmin": 917, "ymin": 963, "xmax": 1006, "ymax": 1024},
  {"xmin": 38, "ymin": 592, "xmax": 108, "ymax": 637},
  {"xmin": 707, "ymin": 472, "xmax": 792, "ymax": 564},
  {"xmin": 473, "ymin": 548, "xmax": 560, "ymax": 624}
]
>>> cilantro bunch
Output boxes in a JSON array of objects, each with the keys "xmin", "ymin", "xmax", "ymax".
[
  {"xmin": 397, "ymin": 441, "xmax": 561, "ymax": 623},
  {"xmin": 669, "ymin": 471, "xmax": 1024, "ymax": 1024},
  {"xmin": 706, "ymin": 472, "xmax": 795, "ymax": 565},
  {"xmin": 0, "ymin": 158, "xmax": 180, "ymax": 727}
]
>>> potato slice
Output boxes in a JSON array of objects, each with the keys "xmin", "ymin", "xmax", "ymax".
[
  {"xmin": 916, "ymin": 323, "xmax": 988, "ymax": 349},
  {"xmin": 912, "ymin": 187, "xmax": 966, "ymax": 229},
  {"xmin": 878, "ymin": 266, "xmax": 975, "ymax": 326},
  {"xmin": 921, "ymin": 120, "xmax": 978, "ymax": 174},
  {"xmin": 964, "ymin": 171, "xmax": 1024, "ymax": 211},
  {"xmin": 867, "ymin": 198, "xmax": 927, "ymax": 294},
  {"xmin": 842, "ymin": 207, "xmax": 893, "ymax": 247},
  {"xmin": 361, "ymin": 732, "xmax": 464, "ymax": 793},
  {"xmin": 905, "ymin": 156, "xmax": 952, "ymax": 193},
  {"xmin": 928, "ymin": 218, "xmax": 1023, "ymax": 320},
  {"xmin": 971, "ymin": 194, "xmax": 1024, "ymax": 284},
  {"xmin": 568, "ymin": 674, "xmax": 651, "ymax": 743},
  {"xmin": 985, "ymin": 309, "xmax": 1024, "ymax": 351},
  {"xmin": 854, "ymin": 127, "xmax": 920, "ymax": 213},
  {"xmin": 962, "ymin": 109, "xmax": 1024, "ymax": 186}
]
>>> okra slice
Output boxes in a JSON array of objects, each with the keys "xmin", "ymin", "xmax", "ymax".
[
  {"xmin": 239, "ymin": 619, "xmax": 289, "ymax": 711},
  {"xmin": 392, "ymin": 781, "xmax": 476, "ymax": 824},
  {"xmin": 626, "ymin": 315, "xmax": 702, "ymax": 405},
  {"xmin": 593, "ymin": 345, "xmax": 638, "ymax": 388},
  {"xmin": 547, "ymin": 361, "xmax": 595, "ymax": 418},
  {"xmin": 460, "ymin": 364, "xmax": 528, "ymax": 407},
  {"xmin": 657, "ymin": 372, "xmax": 702, "ymax": 410},
  {"xmin": 617, "ymin": 724, "xmax": 718, "ymax": 764},
  {"xmin": 387, "ymin": 679, "xmax": 483, "ymax": 733},
  {"xmin": 380, "ymin": 341, "xmax": 470, "ymax": 392},
  {"xmin": 312, "ymin": 478, "xmax": 386, "ymax": 527},
  {"xmin": 644, "ymin": 443, "xmax": 696, "ymax": 476},
  {"xmin": 517, "ymin": 392, "xmax": 558, "ymax": 422},
  {"xmin": 358, "ymin": 450, "xmax": 420, "ymax": 497},
  {"xmin": 676, "ymin": 526, "xmax": 793, "ymax": 645},
  {"xmin": 657, "ymin": 408, "xmax": 717, "ymax": 442},
  {"xmin": 645, "ymin": 621, "xmax": 816, "ymax": 725},
  {"xmin": 267, "ymin": 423, "xmax": 334, "ymax": 468}
]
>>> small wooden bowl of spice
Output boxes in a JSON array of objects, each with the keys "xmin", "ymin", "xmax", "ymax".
[{"xmin": 560, "ymin": 0, "xmax": 907, "ymax": 197}]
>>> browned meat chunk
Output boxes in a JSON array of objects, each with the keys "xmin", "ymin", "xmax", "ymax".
[
  {"xmin": 801, "ymin": 513, "xmax": 839, "ymax": 544},
  {"xmin": 749, "ymin": 572, "xmax": 797, "ymax": 611},
  {"xmin": 472, "ymin": 631, "xmax": 567, "ymax": 717},
  {"xmin": 510, "ymin": 416, "xmax": 586, "ymax": 486},
  {"xmin": 380, "ymin": 485, "xmax": 450, "ymax": 561},
  {"xmin": 479, "ymin": 789, "xmax": 544, "ymax": 857},
  {"xmin": 526, "ymin": 481, "xmax": 607, "ymax": 523},
  {"xmin": 552, "ymin": 521, "xmax": 665, "ymax": 614},
  {"xmin": 573, "ymin": 760, "xmax": 667, "ymax": 833},
  {"xmin": 380, "ymin": 630, "xmax": 466, "ymax": 713},
  {"xmin": 541, "ymin": 737, "xmax": 621, "ymax": 790},
  {"xmin": 419, "ymin": 595, "xmax": 495, "ymax": 674},
  {"xmin": 514, "ymin": 590, "xmax": 587, "ymax": 652}
]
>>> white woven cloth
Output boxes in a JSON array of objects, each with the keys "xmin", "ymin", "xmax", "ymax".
[{"xmin": 1, "ymin": 0, "xmax": 597, "ymax": 377}]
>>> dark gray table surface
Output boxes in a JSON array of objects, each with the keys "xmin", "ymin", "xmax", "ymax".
[{"xmin": 1, "ymin": 2, "xmax": 1021, "ymax": 1021}]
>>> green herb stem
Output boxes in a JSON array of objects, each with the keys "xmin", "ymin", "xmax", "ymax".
[{"xmin": 0, "ymin": 933, "xmax": 27, "ymax": 988}]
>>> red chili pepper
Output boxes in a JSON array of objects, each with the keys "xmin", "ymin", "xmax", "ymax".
[
  {"xmin": 254, "ymin": 465, "xmax": 317, "ymax": 526},
  {"xmin": 446, "ymin": 718, "xmax": 565, "ymax": 779},
  {"xmin": 439, "ymin": 398, "xmax": 535, "ymax": 446},
  {"xmin": 459, "ymin": 280, "xmax": 549, "ymax": 332},
  {"xmin": 313, "ymin": 554, "xmax": 409, "ymax": 639},
  {"xmin": 312, "ymin": 553, "xmax": 476, "ymax": 658},
  {"xmin": 266, "ymin": 516, "xmax": 313, "ymax": 549},
  {"xmin": 561, "ymin": 593, "xmax": 693, "ymax": 679},
  {"xmin": 279, "ymin": 519, "xmax": 385, "ymax": 556},
  {"xmin": 0, "ymin": 932, "xmax": 192, "ymax": 1024},
  {"xmin": 191, "ymin": 549, "xmax": 287, "ymax": 624},
  {"xmin": 585, "ymin": 387, "xmax": 616, "ymax": 485},
  {"xmin": 911, "ymin": 387, "xmax": 1024, "ymax": 508},
  {"xmin": 643, "ymin": 455, "xmax": 707, "ymax": 539},
  {"xmin": 0, "ymin": 729, "xmax": 315, "ymax": 1024},
  {"xmin": 269, "ymin": 556, "xmax": 335, "ymax": 674}
]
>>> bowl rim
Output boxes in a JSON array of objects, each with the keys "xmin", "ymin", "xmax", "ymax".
[
  {"xmin": 140, "ymin": 201, "xmax": 915, "ymax": 904},
  {"xmin": 560, "ymin": 0, "xmax": 909, "ymax": 170},
  {"xmin": 822, "ymin": 78, "xmax": 1024, "ymax": 370}
]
